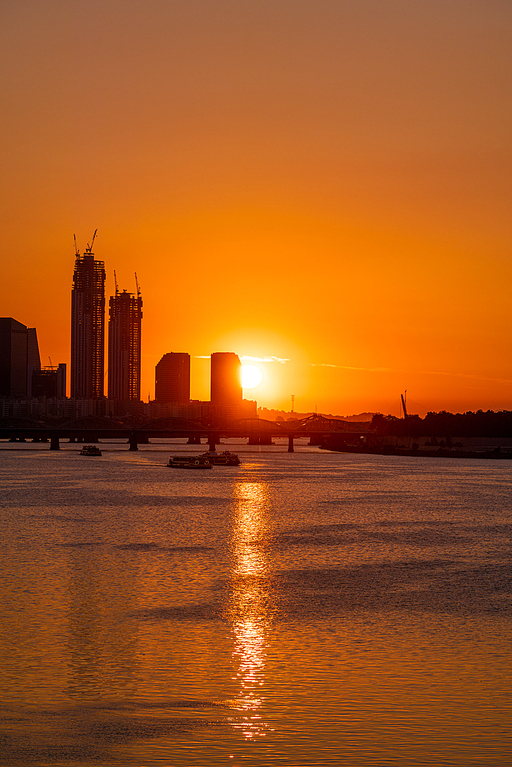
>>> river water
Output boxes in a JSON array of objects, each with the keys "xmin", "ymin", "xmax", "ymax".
[{"xmin": 0, "ymin": 440, "xmax": 511, "ymax": 766}]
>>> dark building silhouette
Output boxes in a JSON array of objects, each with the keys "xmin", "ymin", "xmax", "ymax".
[
  {"xmin": 210, "ymin": 352, "xmax": 242, "ymax": 406},
  {"xmin": 26, "ymin": 328, "xmax": 41, "ymax": 396},
  {"xmin": 71, "ymin": 234, "xmax": 106, "ymax": 399},
  {"xmin": 108, "ymin": 288, "xmax": 143, "ymax": 401},
  {"xmin": 155, "ymin": 352, "xmax": 190, "ymax": 404},
  {"xmin": 32, "ymin": 364, "xmax": 66, "ymax": 398},
  {"xmin": 0, "ymin": 318, "xmax": 40, "ymax": 397}
]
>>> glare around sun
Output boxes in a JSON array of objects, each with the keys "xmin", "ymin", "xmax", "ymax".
[{"xmin": 242, "ymin": 364, "xmax": 263, "ymax": 389}]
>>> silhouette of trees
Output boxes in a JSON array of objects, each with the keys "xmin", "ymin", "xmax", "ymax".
[{"xmin": 371, "ymin": 410, "xmax": 512, "ymax": 437}]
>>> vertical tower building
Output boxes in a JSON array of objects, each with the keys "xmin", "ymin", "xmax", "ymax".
[
  {"xmin": 210, "ymin": 352, "xmax": 242, "ymax": 406},
  {"xmin": 108, "ymin": 286, "xmax": 143, "ymax": 401},
  {"xmin": 155, "ymin": 353, "xmax": 190, "ymax": 404},
  {"xmin": 71, "ymin": 233, "xmax": 106, "ymax": 399},
  {"xmin": 0, "ymin": 318, "xmax": 41, "ymax": 397}
]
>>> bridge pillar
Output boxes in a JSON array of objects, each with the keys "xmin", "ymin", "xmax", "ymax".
[
  {"xmin": 188, "ymin": 434, "xmax": 201, "ymax": 444},
  {"xmin": 50, "ymin": 433, "xmax": 60, "ymax": 451},
  {"xmin": 128, "ymin": 432, "xmax": 138, "ymax": 451},
  {"xmin": 208, "ymin": 433, "xmax": 220, "ymax": 451},
  {"xmin": 248, "ymin": 433, "xmax": 259, "ymax": 445},
  {"xmin": 288, "ymin": 435, "xmax": 294, "ymax": 453}
]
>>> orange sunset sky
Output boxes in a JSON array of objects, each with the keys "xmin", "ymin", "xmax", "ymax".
[{"xmin": 2, "ymin": 0, "xmax": 511, "ymax": 416}]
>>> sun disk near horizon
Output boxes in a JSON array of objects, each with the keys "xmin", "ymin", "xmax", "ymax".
[{"xmin": 242, "ymin": 364, "xmax": 263, "ymax": 389}]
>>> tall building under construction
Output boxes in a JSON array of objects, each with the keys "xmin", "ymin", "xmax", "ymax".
[
  {"xmin": 108, "ymin": 285, "xmax": 143, "ymax": 402},
  {"xmin": 71, "ymin": 232, "xmax": 106, "ymax": 399}
]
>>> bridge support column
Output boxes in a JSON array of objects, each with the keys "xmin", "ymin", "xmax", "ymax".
[
  {"xmin": 50, "ymin": 433, "xmax": 60, "ymax": 451},
  {"xmin": 288, "ymin": 435, "xmax": 294, "ymax": 453},
  {"xmin": 208, "ymin": 433, "xmax": 220, "ymax": 452},
  {"xmin": 128, "ymin": 432, "xmax": 138, "ymax": 451},
  {"xmin": 188, "ymin": 434, "xmax": 201, "ymax": 444}
]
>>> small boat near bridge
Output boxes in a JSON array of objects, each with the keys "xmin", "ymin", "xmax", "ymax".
[
  {"xmin": 200, "ymin": 450, "xmax": 240, "ymax": 466},
  {"xmin": 167, "ymin": 455, "xmax": 212, "ymax": 469},
  {"xmin": 80, "ymin": 445, "xmax": 102, "ymax": 456}
]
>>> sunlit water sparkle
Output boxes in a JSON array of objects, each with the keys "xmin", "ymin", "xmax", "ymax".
[{"xmin": 0, "ymin": 440, "xmax": 511, "ymax": 765}]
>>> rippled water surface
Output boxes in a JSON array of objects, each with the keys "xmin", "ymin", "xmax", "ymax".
[{"xmin": 0, "ymin": 441, "xmax": 511, "ymax": 766}]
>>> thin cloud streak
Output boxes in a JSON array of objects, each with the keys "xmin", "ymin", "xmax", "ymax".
[
  {"xmin": 312, "ymin": 363, "xmax": 512, "ymax": 385},
  {"xmin": 240, "ymin": 355, "xmax": 290, "ymax": 364},
  {"xmin": 195, "ymin": 355, "xmax": 290, "ymax": 363}
]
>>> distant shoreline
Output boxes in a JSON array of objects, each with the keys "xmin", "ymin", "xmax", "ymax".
[{"xmin": 321, "ymin": 444, "xmax": 512, "ymax": 459}]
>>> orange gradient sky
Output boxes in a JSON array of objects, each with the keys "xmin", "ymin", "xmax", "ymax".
[{"xmin": 2, "ymin": 0, "xmax": 512, "ymax": 416}]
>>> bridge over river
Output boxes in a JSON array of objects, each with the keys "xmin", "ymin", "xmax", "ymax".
[{"xmin": 0, "ymin": 414, "xmax": 371, "ymax": 453}]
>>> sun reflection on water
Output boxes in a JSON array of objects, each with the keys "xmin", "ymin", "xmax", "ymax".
[{"xmin": 229, "ymin": 480, "xmax": 274, "ymax": 739}]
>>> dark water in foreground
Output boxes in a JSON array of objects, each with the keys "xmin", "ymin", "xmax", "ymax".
[{"xmin": 0, "ymin": 441, "xmax": 511, "ymax": 766}]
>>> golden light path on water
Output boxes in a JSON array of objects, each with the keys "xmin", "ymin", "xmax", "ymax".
[{"xmin": 229, "ymin": 479, "xmax": 274, "ymax": 741}]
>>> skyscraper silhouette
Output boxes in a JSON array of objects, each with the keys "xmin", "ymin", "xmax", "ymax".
[
  {"xmin": 155, "ymin": 353, "xmax": 190, "ymax": 404},
  {"xmin": 0, "ymin": 318, "xmax": 40, "ymax": 397},
  {"xmin": 71, "ymin": 234, "xmax": 106, "ymax": 399},
  {"xmin": 108, "ymin": 287, "xmax": 143, "ymax": 402},
  {"xmin": 210, "ymin": 352, "xmax": 242, "ymax": 406}
]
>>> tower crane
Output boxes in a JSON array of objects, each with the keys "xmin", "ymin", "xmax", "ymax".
[
  {"xmin": 85, "ymin": 229, "xmax": 97, "ymax": 254},
  {"xmin": 114, "ymin": 270, "xmax": 119, "ymax": 296},
  {"xmin": 135, "ymin": 272, "xmax": 141, "ymax": 298},
  {"xmin": 401, "ymin": 391, "xmax": 408, "ymax": 419},
  {"xmin": 73, "ymin": 234, "xmax": 80, "ymax": 257}
]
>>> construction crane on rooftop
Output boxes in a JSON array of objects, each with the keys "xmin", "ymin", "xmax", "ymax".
[
  {"xmin": 85, "ymin": 229, "xmax": 97, "ymax": 254},
  {"xmin": 135, "ymin": 272, "xmax": 141, "ymax": 298}
]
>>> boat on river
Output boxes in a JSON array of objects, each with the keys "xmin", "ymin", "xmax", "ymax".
[
  {"xmin": 199, "ymin": 451, "xmax": 240, "ymax": 466},
  {"xmin": 80, "ymin": 445, "xmax": 102, "ymax": 456},
  {"xmin": 168, "ymin": 455, "xmax": 212, "ymax": 469}
]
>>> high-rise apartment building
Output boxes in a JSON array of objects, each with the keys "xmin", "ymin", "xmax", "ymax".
[
  {"xmin": 71, "ymin": 235, "xmax": 106, "ymax": 399},
  {"xmin": 155, "ymin": 353, "xmax": 190, "ymax": 404},
  {"xmin": 108, "ymin": 288, "xmax": 143, "ymax": 401},
  {"xmin": 0, "ymin": 318, "xmax": 40, "ymax": 398},
  {"xmin": 210, "ymin": 352, "xmax": 242, "ymax": 406}
]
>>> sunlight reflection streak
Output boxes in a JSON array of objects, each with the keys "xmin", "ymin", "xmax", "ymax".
[{"xmin": 230, "ymin": 481, "xmax": 273, "ymax": 739}]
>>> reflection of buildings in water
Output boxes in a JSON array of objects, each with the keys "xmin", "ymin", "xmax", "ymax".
[{"xmin": 230, "ymin": 480, "xmax": 274, "ymax": 739}]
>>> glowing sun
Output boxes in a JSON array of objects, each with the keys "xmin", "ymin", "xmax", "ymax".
[{"xmin": 242, "ymin": 364, "xmax": 263, "ymax": 389}]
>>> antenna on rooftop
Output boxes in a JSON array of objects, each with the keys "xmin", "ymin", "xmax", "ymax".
[
  {"xmin": 291, "ymin": 394, "xmax": 295, "ymax": 413},
  {"xmin": 114, "ymin": 270, "xmax": 119, "ymax": 296}
]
